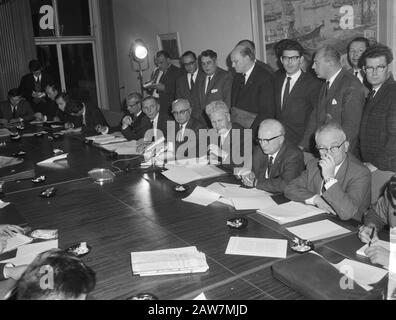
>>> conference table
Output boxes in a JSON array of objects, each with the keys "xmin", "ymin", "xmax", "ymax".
[{"xmin": 0, "ymin": 124, "xmax": 389, "ymax": 300}]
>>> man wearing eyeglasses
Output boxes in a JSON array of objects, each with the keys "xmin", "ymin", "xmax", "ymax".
[
  {"xmin": 121, "ymin": 92, "xmax": 151, "ymax": 141},
  {"xmin": 176, "ymin": 51, "xmax": 205, "ymax": 120},
  {"xmin": 240, "ymin": 119, "xmax": 304, "ymax": 193},
  {"xmin": 301, "ymin": 46, "xmax": 366, "ymax": 155},
  {"xmin": 359, "ymin": 44, "xmax": 396, "ymax": 173},
  {"xmin": 285, "ymin": 122, "xmax": 371, "ymax": 221},
  {"xmin": 274, "ymin": 40, "xmax": 322, "ymax": 147},
  {"xmin": 170, "ymin": 99, "xmax": 206, "ymax": 158}
]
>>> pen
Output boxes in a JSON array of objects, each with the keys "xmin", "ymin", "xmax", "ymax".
[{"xmin": 368, "ymin": 227, "xmax": 375, "ymax": 247}]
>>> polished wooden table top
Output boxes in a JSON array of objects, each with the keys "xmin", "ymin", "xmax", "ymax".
[{"xmin": 0, "ymin": 127, "xmax": 386, "ymax": 300}]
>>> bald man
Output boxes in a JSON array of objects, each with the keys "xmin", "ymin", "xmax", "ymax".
[
  {"xmin": 285, "ymin": 122, "xmax": 371, "ymax": 221},
  {"xmin": 241, "ymin": 119, "xmax": 304, "ymax": 193}
]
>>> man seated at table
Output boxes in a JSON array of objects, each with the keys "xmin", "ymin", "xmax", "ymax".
[
  {"xmin": 55, "ymin": 92, "xmax": 109, "ymax": 135},
  {"xmin": 0, "ymin": 224, "xmax": 27, "ymax": 282},
  {"xmin": 35, "ymin": 83, "xmax": 62, "ymax": 122},
  {"xmin": 171, "ymin": 98, "xmax": 206, "ymax": 159},
  {"xmin": 0, "ymin": 88, "xmax": 34, "ymax": 125},
  {"xmin": 205, "ymin": 100, "xmax": 251, "ymax": 170},
  {"xmin": 10, "ymin": 249, "xmax": 96, "ymax": 300},
  {"xmin": 121, "ymin": 92, "xmax": 151, "ymax": 141},
  {"xmin": 240, "ymin": 119, "xmax": 304, "ymax": 193},
  {"xmin": 284, "ymin": 121, "xmax": 371, "ymax": 221},
  {"xmin": 359, "ymin": 174, "xmax": 396, "ymax": 268}
]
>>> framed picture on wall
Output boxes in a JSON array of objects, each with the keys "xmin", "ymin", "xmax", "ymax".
[
  {"xmin": 156, "ymin": 32, "xmax": 182, "ymax": 63},
  {"xmin": 254, "ymin": 0, "xmax": 379, "ymax": 71}
]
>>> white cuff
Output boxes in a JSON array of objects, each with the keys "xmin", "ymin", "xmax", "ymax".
[
  {"xmin": 305, "ymin": 196, "xmax": 316, "ymax": 205},
  {"xmin": 324, "ymin": 178, "xmax": 338, "ymax": 190}
]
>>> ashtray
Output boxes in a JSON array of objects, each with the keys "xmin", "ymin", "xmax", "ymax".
[
  {"xmin": 173, "ymin": 184, "xmax": 190, "ymax": 192},
  {"xmin": 227, "ymin": 217, "xmax": 248, "ymax": 230},
  {"xmin": 12, "ymin": 151, "xmax": 26, "ymax": 157},
  {"xmin": 88, "ymin": 168, "xmax": 115, "ymax": 185},
  {"xmin": 290, "ymin": 237, "xmax": 314, "ymax": 253},
  {"xmin": 32, "ymin": 175, "xmax": 46, "ymax": 183},
  {"xmin": 128, "ymin": 293, "xmax": 158, "ymax": 300},
  {"xmin": 40, "ymin": 187, "xmax": 56, "ymax": 198},
  {"xmin": 66, "ymin": 242, "xmax": 91, "ymax": 257},
  {"xmin": 30, "ymin": 229, "xmax": 58, "ymax": 240}
]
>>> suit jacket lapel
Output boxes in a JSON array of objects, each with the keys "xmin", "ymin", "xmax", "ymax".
[
  {"xmin": 269, "ymin": 143, "xmax": 286, "ymax": 178},
  {"xmin": 335, "ymin": 154, "xmax": 349, "ymax": 183}
]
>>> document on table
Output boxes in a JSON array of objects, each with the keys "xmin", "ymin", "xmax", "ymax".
[
  {"xmin": 333, "ymin": 258, "xmax": 388, "ymax": 291},
  {"xmin": 162, "ymin": 165, "xmax": 225, "ymax": 185},
  {"xmin": 225, "ymin": 237, "xmax": 287, "ymax": 258},
  {"xmin": 231, "ymin": 196, "xmax": 277, "ymax": 210},
  {"xmin": 166, "ymin": 156, "xmax": 208, "ymax": 166},
  {"xmin": 0, "ymin": 200, "xmax": 10, "ymax": 209},
  {"xmin": 257, "ymin": 201, "xmax": 325, "ymax": 224},
  {"xmin": 86, "ymin": 133, "xmax": 127, "ymax": 145},
  {"xmin": 131, "ymin": 246, "xmax": 209, "ymax": 276},
  {"xmin": 100, "ymin": 140, "xmax": 140, "ymax": 155},
  {"xmin": 22, "ymin": 131, "xmax": 48, "ymax": 137},
  {"xmin": 182, "ymin": 186, "xmax": 220, "ymax": 206},
  {"xmin": 0, "ymin": 240, "xmax": 58, "ymax": 266},
  {"xmin": 37, "ymin": 153, "xmax": 68, "ymax": 165},
  {"xmin": 356, "ymin": 240, "xmax": 390, "ymax": 257},
  {"xmin": 0, "ymin": 128, "xmax": 12, "ymax": 137},
  {"xmin": 286, "ymin": 220, "xmax": 351, "ymax": 241},
  {"xmin": 193, "ymin": 292, "xmax": 207, "ymax": 300},
  {"xmin": 2, "ymin": 233, "xmax": 33, "ymax": 253}
]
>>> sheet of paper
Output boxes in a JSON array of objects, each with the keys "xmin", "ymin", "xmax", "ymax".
[
  {"xmin": 166, "ymin": 156, "xmax": 208, "ymax": 166},
  {"xmin": 231, "ymin": 196, "xmax": 276, "ymax": 210},
  {"xmin": 100, "ymin": 140, "xmax": 139, "ymax": 155},
  {"xmin": 193, "ymin": 293, "xmax": 207, "ymax": 300},
  {"xmin": 0, "ymin": 128, "xmax": 12, "ymax": 137},
  {"xmin": 286, "ymin": 220, "xmax": 351, "ymax": 241},
  {"xmin": 0, "ymin": 200, "xmax": 10, "ymax": 209},
  {"xmin": 37, "ymin": 153, "xmax": 68, "ymax": 165},
  {"xmin": 0, "ymin": 155, "xmax": 23, "ymax": 168},
  {"xmin": 356, "ymin": 240, "xmax": 390, "ymax": 257},
  {"xmin": 3, "ymin": 233, "xmax": 33, "ymax": 253},
  {"xmin": 225, "ymin": 236, "xmax": 287, "ymax": 258},
  {"xmin": 257, "ymin": 201, "xmax": 325, "ymax": 224},
  {"xmin": 333, "ymin": 258, "xmax": 388, "ymax": 290},
  {"xmin": 182, "ymin": 186, "xmax": 220, "ymax": 206},
  {"xmin": 22, "ymin": 131, "xmax": 48, "ymax": 137},
  {"xmin": 0, "ymin": 240, "xmax": 58, "ymax": 266},
  {"xmin": 162, "ymin": 165, "xmax": 225, "ymax": 185}
]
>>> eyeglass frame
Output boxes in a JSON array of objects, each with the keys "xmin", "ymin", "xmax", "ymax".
[
  {"xmin": 171, "ymin": 108, "xmax": 192, "ymax": 116},
  {"xmin": 256, "ymin": 134, "xmax": 283, "ymax": 144},
  {"xmin": 316, "ymin": 140, "xmax": 346, "ymax": 153},
  {"xmin": 281, "ymin": 56, "xmax": 301, "ymax": 63},
  {"xmin": 363, "ymin": 65, "xmax": 388, "ymax": 74}
]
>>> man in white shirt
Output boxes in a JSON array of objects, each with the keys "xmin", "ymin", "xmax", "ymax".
[
  {"xmin": 346, "ymin": 37, "xmax": 370, "ymax": 85},
  {"xmin": 285, "ymin": 121, "xmax": 371, "ymax": 221}
]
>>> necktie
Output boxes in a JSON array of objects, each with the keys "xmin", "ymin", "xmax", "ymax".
[
  {"xmin": 242, "ymin": 73, "xmax": 246, "ymax": 85},
  {"xmin": 34, "ymin": 76, "xmax": 41, "ymax": 92},
  {"xmin": 151, "ymin": 120, "xmax": 155, "ymax": 141},
  {"xmin": 190, "ymin": 74, "xmax": 194, "ymax": 91},
  {"xmin": 205, "ymin": 76, "xmax": 212, "ymax": 94},
  {"xmin": 354, "ymin": 71, "xmax": 359, "ymax": 77},
  {"xmin": 321, "ymin": 179, "xmax": 326, "ymax": 195},
  {"xmin": 324, "ymin": 81, "xmax": 330, "ymax": 98},
  {"xmin": 267, "ymin": 156, "xmax": 273, "ymax": 177},
  {"xmin": 177, "ymin": 124, "xmax": 184, "ymax": 142},
  {"xmin": 12, "ymin": 106, "xmax": 16, "ymax": 119},
  {"xmin": 282, "ymin": 76, "xmax": 291, "ymax": 109},
  {"xmin": 367, "ymin": 89, "xmax": 376, "ymax": 101}
]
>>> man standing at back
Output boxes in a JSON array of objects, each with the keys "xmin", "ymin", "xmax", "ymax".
[
  {"xmin": 274, "ymin": 40, "xmax": 322, "ymax": 147},
  {"xmin": 230, "ymin": 44, "xmax": 276, "ymax": 137},
  {"xmin": 300, "ymin": 46, "xmax": 366, "ymax": 155},
  {"xmin": 176, "ymin": 51, "xmax": 205, "ymax": 120},
  {"xmin": 196, "ymin": 50, "xmax": 233, "ymax": 126}
]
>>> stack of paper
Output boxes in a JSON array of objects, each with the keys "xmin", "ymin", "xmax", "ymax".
[
  {"xmin": 100, "ymin": 140, "xmax": 140, "ymax": 155},
  {"xmin": 131, "ymin": 246, "xmax": 209, "ymax": 276},
  {"xmin": 162, "ymin": 165, "xmax": 226, "ymax": 185},
  {"xmin": 0, "ymin": 128, "xmax": 12, "ymax": 137},
  {"xmin": 2, "ymin": 233, "xmax": 33, "ymax": 253},
  {"xmin": 86, "ymin": 134, "xmax": 127, "ymax": 145},
  {"xmin": 286, "ymin": 220, "xmax": 351, "ymax": 241},
  {"xmin": 356, "ymin": 240, "xmax": 390, "ymax": 257},
  {"xmin": 257, "ymin": 201, "xmax": 325, "ymax": 224},
  {"xmin": 0, "ymin": 240, "xmax": 58, "ymax": 266},
  {"xmin": 205, "ymin": 182, "xmax": 276, "ymax": 210},
  {"xmin": 225, "ymin": 236, "xmax": 288, "ymax": 258},
  {"xmin": 182, "ymin": 186, "xmax": 220, "ymax": 206}
]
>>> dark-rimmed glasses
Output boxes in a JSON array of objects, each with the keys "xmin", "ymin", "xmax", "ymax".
[
  {"xmin": 256, "ymin": 134, "xmax": 283, "ymax": 144},
  {"xmin": 316, "ymin": 140, "xmax": 346, "ymax": 153}
]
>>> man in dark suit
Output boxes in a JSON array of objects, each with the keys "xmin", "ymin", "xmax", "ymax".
[
  {"xmin": 230, "ymin": 44, "xmax": 276, "ymax": 137},
  {"xmin": 346, "ymin": 37, "xmax": 371, "ymax": 91},
  {"xmin": 285, "ymin": 122, "xmax": 371, "ymax": 222},
  {"xmin": 0, "ymin": 88, "xmax": 34, "ymax": 124},
  {"xmin": 236, "ymin": 40, "xmax": 274, "ymax": 74},
  {"xmin": 19, "ymin": 60, "xmax": 53, "ymax": 114},
  {"xmin": 170, "ymin": 99, "xmax": 206, "ymax": 159},
  {"xmin": 175, "ymin": 51, "xmax": 205, "ymax": 119},
  {"xmin": 196, "ymin": 50, "xmax": 233, "ymax": 126},
  {"xmin": 359, "ymin": 44, "xmax": 396, "ymax": 172},
  {"xmin": 205, "ymin": 100, "xmax": 250, "ymax": 171},
  {"xmin": 301, "ymin": 46, "xmax": 366, "ymax": 155},
  {"xmin": 121, "ymin": 92, "xmax": 151, "ymax": 141},
  {"xmin": 145, "ymin": 51, "xmax": 182, "ymax": 117},
  {"xmin": 274, "ymin": 40, "xmax": 322, "ymax": 146},
  {"xmin": 240, "ymin": 119, "xmax": 304, "ymax": 194}
]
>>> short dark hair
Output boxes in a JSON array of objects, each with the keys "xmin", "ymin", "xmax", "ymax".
[
  {"xmin": 8, "ymin": 88, "xmax": 22, "ymax": 98},
  {"xmin": 45, "ymin": 83, "xmax": 59, "ymax": 92},
  {"xmin": 274, "ymin": 39, "xmax": 298, "ymax": 59},
  {"xmin": 360, "ymin": 44, "xmax": 394, "ymax": 66},
  {"xmin": 15, "ymin": 249, "xmax": 96, "ymax": 300},
  {"xmin": 347, "ymin": 37, "xmax": 370, "ymax": 53},
  {"xmin": 201, "ymin": 50, "xmax": 217, "ymax": 60},
  {"xmin": 156, "ymin": 50, "xmax": 171, "ymax": 59},
  {"xmin": 181, "ymin": 51, "xmax": 197, "ymax": 61},
  {"xmin": 281, "ymin": 40, "xmax": 305, "ymax": 57},
  {"xmin": 386, "ymin": 174, "xmax": 396, "ymax": 210},
  {"xmin": 28, "ymin": 60, "xmax": 42, "ymax": 72}
]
